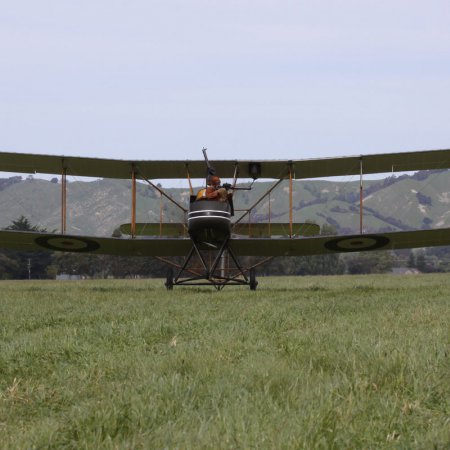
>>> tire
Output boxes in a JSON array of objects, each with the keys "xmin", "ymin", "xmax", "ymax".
[
  {"xmin": 165, "ymin": 267, "xmax": 174, "ymax": 290},
  {"xmin": 249, "ymin": 268, "xmax": 258, "ymax": 291}
]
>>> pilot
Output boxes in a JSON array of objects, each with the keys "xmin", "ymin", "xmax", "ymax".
[{"xmin": 196, "ymin": 176, "xmax": 230, "ymax": 202}]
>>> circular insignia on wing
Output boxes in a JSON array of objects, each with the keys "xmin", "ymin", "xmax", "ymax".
[
  {"xmin": 35, "ymin": 236, "xmax": 100, "ymax": 252},
  {"xmin": 324, "ymin": 235, "xmax": 390, "ymax": 252}
]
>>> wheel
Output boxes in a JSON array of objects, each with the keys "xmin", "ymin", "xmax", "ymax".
[
  {"xmin": 249, "ymin": 268, "xmax": 258, "ymax": 291},
  {"xmin": 165, "ymin": 267, "xmax": 174, "ymax": 290}
]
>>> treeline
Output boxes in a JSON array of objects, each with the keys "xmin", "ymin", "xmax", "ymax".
[
  {"xmin": 262, "ymin": 248, "xmax": 450, "ymax": 276},
  {"xmin": 2, "ymin": 217, "xmax": 450, "ymax": 279}
]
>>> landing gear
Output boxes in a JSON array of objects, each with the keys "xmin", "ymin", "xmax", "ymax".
[
  {"xmin": 165, "ymin": 267, "xmax": 174, "ymax": 290},
  {"xmin": 163, "ymin": 237, "xmax": 256, "ymax": 290},
  {"xmin": 249, "ymin": 268, "xmax": 258, "ymax": 291}
]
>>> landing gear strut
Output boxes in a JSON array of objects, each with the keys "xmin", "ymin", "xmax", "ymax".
[{"xmin": 162, "ymin": 237, "xmax": 258, "ymax": 290}]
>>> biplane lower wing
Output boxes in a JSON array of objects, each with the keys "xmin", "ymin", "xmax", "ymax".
[
  {"xmin": 231, "ymin": 228, "xmax": 450, "ymax": 256},
  {"xmin": 2, "ymin": 227, "xmax": 450, "ymax": 257},
  {"xmin": 231, "ymin": 223, "xmax": 320, "ymax": 237},
  {"xmin": 0, "ymin": 230, "xmax": 191, "ymax": 257},
  {"xmin": 119, "ymin": 222, "xmax": 320, "ymax": 238},
  {"xmin": 119, "ymin": 223, "xmax": 187, "ymax": 237}
]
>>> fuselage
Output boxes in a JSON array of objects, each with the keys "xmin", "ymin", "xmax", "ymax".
[{"xmin": 188, "ymin": 200, "xmax": 231, "ymax": 246}]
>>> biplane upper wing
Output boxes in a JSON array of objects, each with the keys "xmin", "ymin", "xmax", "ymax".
[
  {"xmin": 1, "ymin": 147, "xmax": 450, "ymax": 179},
  {"xmin": 2, "ymin": 227, "xmax": 450, "ymax": 258}
]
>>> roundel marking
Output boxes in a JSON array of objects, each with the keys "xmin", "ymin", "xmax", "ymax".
[
  {"xmin": 324, "ymin": 235, "xmax": 390, "ymax": 252},
  {"xmin": 35, "ymin": 236, "xmax": 100, "ymax": 252}
]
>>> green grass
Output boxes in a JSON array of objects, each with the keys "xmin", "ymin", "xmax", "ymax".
[{"xmin": 1, "ymin": 275, "xmax": 449, "ymax": 449}]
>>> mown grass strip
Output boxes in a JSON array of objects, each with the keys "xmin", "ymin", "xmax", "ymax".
[{"xmin": 0, "ymin": 275, "xmax": 449, "ymax": 449}]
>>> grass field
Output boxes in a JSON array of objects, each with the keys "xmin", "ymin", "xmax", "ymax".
[{"xmin": 1, "ymin": 274, "xmax": 449, "ymax": 449}]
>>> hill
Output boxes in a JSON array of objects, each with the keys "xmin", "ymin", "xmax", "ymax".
[{"xmin": 0, "ymin": 170, "xmax": 448, "ymax": 236}]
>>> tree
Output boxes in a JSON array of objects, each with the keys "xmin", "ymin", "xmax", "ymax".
[
  {"xmin": 5, "ymin": 216, "xmax": 42, "ymax": 232},
  {"xmin": 262, "ymin": 223, "xmax": 345, "ymax": 276},
  {"xmin": 345, "ymin": 251, "xmax": 393, "ymax": 274},
  {"xmin": 1, "ymin": 216, "xmax": 54, "ymax": 279},
  {"xmin": 53, "ymin": 253, "xmax": 169, "ymax": 279},
  {"xmin": 415, "ymin": 250, "xmax": 427, "ymax": 273},
  {"xmin": 0, "ymin": 254, "xmax": 19, "ymax": 280},
  {"xmin": 407, "ymin": 251, "xmax": 416, "ymax": 268}
]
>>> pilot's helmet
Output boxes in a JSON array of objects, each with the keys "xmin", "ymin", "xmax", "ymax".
[{"xmin": 209, "ymin": 176, "xmax": 221, "ymax": 186}]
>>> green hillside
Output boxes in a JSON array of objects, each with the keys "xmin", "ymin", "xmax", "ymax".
[{"xmin": 1, "ymin": 170, "xmax": 449, "ymax": 236}]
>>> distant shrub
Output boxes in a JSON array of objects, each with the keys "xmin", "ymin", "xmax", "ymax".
[
  {"xmin": 422, "ymin": 217, "xmax": 433, "ymax": 229},
  {"xmin": 0, "ymin": 176, "xmax": 22, "ymax": 191},
  {"xmin": 416, "ymin": 192, "xmax": 432, "ymax": 206}
]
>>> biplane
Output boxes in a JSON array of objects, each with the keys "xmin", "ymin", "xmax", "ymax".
[{"xmin": 2, "ymin": 147, "xmax": 450, "ymax": 289}]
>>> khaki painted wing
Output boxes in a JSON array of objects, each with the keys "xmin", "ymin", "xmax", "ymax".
[
  {"xmin": 2, "ymin": 228, "xmax": 450, "ymax": 258},
  {"xmin": 119, "ymin": 223, "xmax": 187, "ymax": 237},
  {"xmin": 2, "ymin": 148, "xmax": 450, "ymax": 179},
  {"xmin": 230, "ymin": 228, "xmax": 450, "ymax": 256},
  {"xmin": 0, "ymin": 230, "xmax": 191, "ymax": 257}
]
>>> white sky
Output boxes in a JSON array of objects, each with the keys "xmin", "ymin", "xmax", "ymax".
[{"xmin": 1, "ymin": 0, "xmax": 450, "ymax": 163}]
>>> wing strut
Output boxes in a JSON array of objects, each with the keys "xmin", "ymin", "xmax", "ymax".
[
  {"xmin": 233, "ymin": 178, "xmax": 284, "ymax": 229},
  {"xmin": 185, "ymin": 164, "xmax": 194, "ymax": 196},
  {"xmin": 289, "ymin": 163, "xmax": 293, "ymax": 238},
  {"xmin": 61, "ymin": 165, "xmax": 67, "ymax": 234},
  {"xmin": 268, "ymin": 191, "xmax": 272, "ymax": 235},
  {"xmin": 359, "ymin": 157, "xmax": 363, "ymax": 234},
  {"xmin": 159, "ymin": 192, "xmax": 163, "ymax": 236},
  {"xmin": 138, "ymin": 174, "xmax": 187, "ymax": 213},
  {"xmin": 131, "ymin": 165, "xmax": 137, "ymax": 238}
]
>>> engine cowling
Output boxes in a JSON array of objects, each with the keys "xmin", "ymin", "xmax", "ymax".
[{"xmin": 188, "ymin": 200, "xmax": 231, "ymax": 245}]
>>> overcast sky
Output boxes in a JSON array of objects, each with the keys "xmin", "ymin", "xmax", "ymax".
[{"xmin": 1, "ymin": 0, "xmax": 450, "ymax": 163}]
